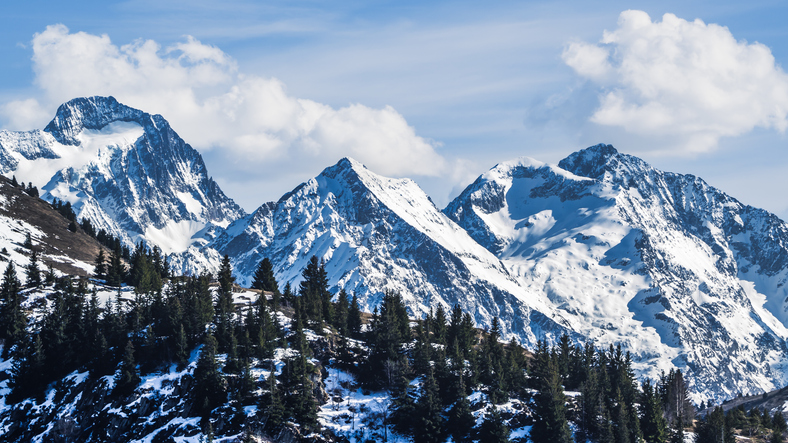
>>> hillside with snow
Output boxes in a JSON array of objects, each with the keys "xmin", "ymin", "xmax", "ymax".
[{"xmin": 0, "ymin": 174, "xmax": 100, "ymax": 279}]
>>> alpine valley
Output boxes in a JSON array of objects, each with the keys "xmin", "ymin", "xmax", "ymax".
[{"xmin": 2, "ymin": 96, "xmax": 788, "ymax": 411}]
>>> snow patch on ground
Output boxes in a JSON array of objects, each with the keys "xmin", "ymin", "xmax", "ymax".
[{"xmin": 143, "ymin": 220, "xmax": 209, "ymax": 254}]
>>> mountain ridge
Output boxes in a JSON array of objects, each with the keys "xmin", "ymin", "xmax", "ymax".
[
  {"xmin": 191, "ymin": 155, "xmax": 571, "ymax": 345},
  {"xmin": 3, "ymin": 98, "xmax": 788, "ymax": 403}
]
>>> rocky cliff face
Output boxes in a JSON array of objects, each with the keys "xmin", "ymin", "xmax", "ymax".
[
  {"xmin": 445, "ymin": 144, "xmax": 788, "ymax": 402},
  {"xmin": 0, "ymin": 96, "xmax": 245, "ymax": 256}
]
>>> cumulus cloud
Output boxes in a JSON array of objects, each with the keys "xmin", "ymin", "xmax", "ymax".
[
  {"xmin": 2, "ymin": 24, "xmax": 445, "ymax": 181},
  {"xmin": 562, "ymin": 10, "xmax": 788, "ymax": 153}
]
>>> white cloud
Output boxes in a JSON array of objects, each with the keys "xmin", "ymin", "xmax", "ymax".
[
  {"xmin": 562, "ymin": 10, "xmax": 788, "ymax": 153},
  {"xmin": 2, "ymin": 24, "xmax": 445, "ymax": 182}
]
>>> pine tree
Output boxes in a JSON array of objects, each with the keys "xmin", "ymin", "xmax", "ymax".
[
  {"xmin": 613, "ymin": 387, "xmax": 632, "ymax": 443},
  {"xmin": 503, "ymin": 337, "xmax": 528, "ymax": 397},
  {"xmin": 106, "ymin": 248, "xmax": 125, "ymax": 287},
  {"xmin": 282, "ymin": 282, "xmax": 294, "ymax": 307},
  {"xmin": 235, "ymin": 357, "xmax": 254, "ymax": 402},
  {"xmin": 25, "ymin": 250, "xmax": 42, "ymax": 287},
  {"xmin": 223, "ymin": 331, "xmax": 242, "ymax": 374},
  {"xmin": 192, "ymin": 333, "xmax": 227, "ymax": 418},
  {"xmin": 193, "ymin": 275, "xmax": 215, "ymax": 338},
  {"xmin": 530, "ymin": 350, "xmax": 573, "ymax": 443},
  {"xmin": 80, "ymin": 218, "xmax": 95, "ymax": 237},
  {"xmin": 431, "ymin": 304, "xmax": 448, "ymax": 345},
  {"xmin": 281, "ymin": 302, "xmax": 318, "ymax": 431},
  {"xmin": 215, "ymin": 255, "xmax": 235, "ymax": 351},
  {"xmin": 255, "ymin": 302, "xmax": 278, "ymax": 359},
  {"xmin": 1, "ymin": 262, "xmax": 27, "ymax": 359},
  {"xmin": 114, "ymin": 340, "xmax": 141, "ymax": 397},
  {"xmin": 641, "ymin": 378, "xmax": 668, "ymax": 443},
  {"xmin": 413, "ymin": 368, "xmax": 444, "ymax": 443},
  {"xmin": 174, "ymin": 324, "xmax": 189, "ymax": 368},
  {"xmin": 669, "ymin": 415, "xmax": 685, "ymax": 443},
  {"xmin": 447, "ymin": 303, "xmax": 464, "ymax": 360},
  {"xmin": 298, "ymin": 255, "xmax": 331, "ymax": 325},
  {"xmin": 9, "ymin": 333, "xmax": 46, "ymax": 403},
  {"xmin": 364, "ymin": 292, "xmax": 409, "ymax": 387},
  {"xmin": 773, "ymin": 410, "xmax": 787, "ymax": 437},
  {"xmin": 413, "ymin": 322, "xmax": 432, "ymax": 376},
  {"xmin": 251, "ymin": 257, "xmax": 279, "ymax": 294},
  {"xmin": 347, "ymin": 293, "xmax": 362, "ymax": 338},
  {"xmin": 577, "ymin": 368, "xmax": 602, "ymax": 442},
  {"xmin": 334, "ymin": 288, "xmax": 349, "ymax": 335},
  {"xmin": 94, "ymin": 249, "xmax": 107, "ymax": 280},
  {"xmin": 261, "ymin": 364, "xmax": 285, "ymax": 432},
  {"xmin": 695, "ymin": 406, "xmax": 734, "ymax": 443},
  {"xmin": 447, "ymin": 374, "xmax": 474, "ymax": 443}
]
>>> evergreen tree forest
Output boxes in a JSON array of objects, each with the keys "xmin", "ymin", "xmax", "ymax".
[{"xmin": 1, "ymin": 251, "xmax": 788, "ymax": 442}]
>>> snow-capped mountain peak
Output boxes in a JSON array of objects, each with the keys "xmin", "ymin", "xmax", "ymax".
[
  {"xmin": 193, "ymin": 156, "xmax": 565, "ymax": 343},
  {"xmin": 44, "ymin": 96, "xmax": 148, "ymax": 145},
  {"xmin": 445, "ymin": 143, "xmax": 788, "ymax": 403},
  {"xmin": 0, "ymin": 96, "xmax": 245, "ymax": 255}
]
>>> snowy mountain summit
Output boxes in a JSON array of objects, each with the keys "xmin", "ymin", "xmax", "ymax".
[
  {"xmin": 198, "ymin": 156, "xmax": 566, "ymax": 342},
  {"xmin": 0, "ymin": 96, "xmax": 245, "ymax": 253},
  {"xmin": 446, "ymin": 144, "xmax": 788, "ymax": 402}
]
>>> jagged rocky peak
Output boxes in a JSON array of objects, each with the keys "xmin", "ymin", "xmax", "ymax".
[
  {"xmin": 557, "ymin": 143, "xmax": 658, "ymax": 189},
  {"xmin": 0, "ymin": 96, "xmax": 245, "ymax": 257},
  {"xmin": 321, "ymin": 156, "xmax": 420, "ymax": 194},
  {"xmin": 44, "ymin": 96, "xmax": 148, "ymax": 145},
  {"xmin": 319, "ymin": 157, "xmax": 375, "ymax": 189},
  {"xmin": 556, "ymin": 143, "xmax": 620, "ymax": 178}
]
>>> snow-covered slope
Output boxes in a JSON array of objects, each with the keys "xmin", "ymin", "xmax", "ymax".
[
  {"xmin": 0, "ymin": 96, "xmax": 245, "ymax": 256},
  {"xmin": 445, "ymin": 144, "xmax": 788, "ymax": 403},
  {"xmin": 195, "ymin": 157, "xmax": 568, "ymax": 342}
]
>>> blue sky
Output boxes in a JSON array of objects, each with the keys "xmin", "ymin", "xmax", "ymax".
[{"xmin": 2, "ymin": 1, "xmax": 788, "ymax": 218}]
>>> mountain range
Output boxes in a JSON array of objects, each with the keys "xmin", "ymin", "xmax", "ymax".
[{"xmin": 1, "ymin": 96, "xmax": 787, "ymax": 403}]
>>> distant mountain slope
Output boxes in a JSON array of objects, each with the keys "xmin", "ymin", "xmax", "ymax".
[
  {"xmin": 0, "ymin": 96, "xmax": 245, "ymax": 256},
  {"xmin": 195, "ymin": 157, "xmax": 568, "ymax": 342},
  {"xmin": 445, "ymin": 144, "xmax": 788, "ymax": 402}
]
